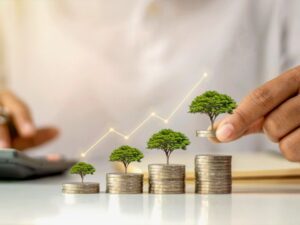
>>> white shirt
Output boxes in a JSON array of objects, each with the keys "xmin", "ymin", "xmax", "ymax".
[{"xmin": 0, "ymin": 0, "xmax": 300, "ymax": 171}]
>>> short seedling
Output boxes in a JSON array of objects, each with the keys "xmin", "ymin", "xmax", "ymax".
[
  {"xmin": 110, "ymin": 145, "xmax": 144, "ymax": 173},
  {"xmin": 147, "ymin": 129, "xmax": 190, "ymax": 165},
  {"xmin": 70, "ymin": 162, "xmax": 96, "ymax": 183},
  {"xmin": 189, "ymin": 90, "xmax": 237, "ymax": 130}
]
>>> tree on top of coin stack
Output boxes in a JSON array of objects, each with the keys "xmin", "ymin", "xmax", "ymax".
[
  {"xmin": 147, "ymin": 129, "xmax": 190, "ymax": 165},
  {"xmin": 70, "ymin": 162, "xmax": 96, "ymax": 183},
  {"xmin": 110, "ymin": 145, "xmax": 144, "ymax": 173},
  {"xmin": 189, "ymin": 90, "xmax": 237, "ymax": 130}
]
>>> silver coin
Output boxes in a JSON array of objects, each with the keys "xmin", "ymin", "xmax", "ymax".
[
  {"xmin": 107, "ymin": 189, "xmax": 142, "ymax": 193},
  {"xmin": 149, "ymin": 189, "xmax": 185, "ymax": 193},
  {"xmin": 195, "ymin": 162, "xmax": 232, "ymax": 166},
  {"xmin": 195, "ymin": 183, "xmax": 231, "ymax": 186},
  {"xmin": 106, "ymin": 184, "xmax": 143, "ymax": 188},
  {"xmin": 149, "ymin": 164, "xmax": 185, "ymax": 168},
  {"xmin": 195, "ymin": 190, "xmax": 231, "ymax": 194},
  {"xmin": 149, "ymin": 190, "xmax": 185, "ymax": 194},
  {"xmin": 107, "ymin": 179, "xmax": 143, "ymax": 183},
  {"xmin": 149, "ymin": 180, "xmax": 184, "ymax": 183},
  {"xmin": 107, "ymin": 173, "xmax": 143, "ymax": 177},
  {"xmin": 150, "ymin": 185, "xmax": 185, "ymax": 188},
  {"xmin": 149, "ymin": 173, "xmax": 184, "ymax": 176},
  {"xmin": 149, "ymin": 189, "xmax": 185, "ymax": 192},
  {"xmin": 107, "ymin": 188, "xmax": 142, "ymax": 192},
  {"xmin": 195, "ymin": 174, "xmax": 231, "ymax": 178},
  {"xmin": 195, "ymin": 165, "xmax": 231, "ymax": 168},
  {"xmin": 149, "ymin": 172, "xmax": 185, "ymax": 176},
  {"xmin": 149, "ymin": 172, "xmax": 185, "ymax": 175},
  {"xmin": 149, "ymin": 179, "xmax": 185, "ymax": 183},
  {"xmin": 195, "ymin": 173, "xmax": 232, "ymax": 177},
  {"xmin": 196, "ymin": 187, "xmax": 232, "ymax": 191},
  {"xmin": 150, "ymin": 184, "xmax": 184, "ymax": 187},
  {"xmin": 195, "ymin": 154, "xmax": 231, "ymax": 158},
  {"xmin": 195, "ymin": 169, "xmax": 231, "ymax": 173},
  {"xmin": 195, "ymin": 130, "xmax": 216, "ymax": 138},
  {"xmin": 196, "ymin": 179, "xmax": 231, "ymax": 183},
  {"xmin": 196, "ymin": 185, "xmax": 231, "ymax": 189},
  {"xmin": 149, "ymin": 175, "xmax": 185, "ymax": 179},
  {"xmin": 195, "ymin": 160, "xmax": 231, "ymax": 164}
]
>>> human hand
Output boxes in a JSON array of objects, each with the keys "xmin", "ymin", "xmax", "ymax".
[
  {"xmin": 0, "ymin": 90, "xmax": 58, "ymax": 150},
  {"xmin": 214, "ymin": 66, "xmax": 300, "ymax": 161}
]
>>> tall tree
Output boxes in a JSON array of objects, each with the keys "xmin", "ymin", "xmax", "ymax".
[{"xmin": 189, "ymin": 90, "xmax": 237, "ymax": 129}]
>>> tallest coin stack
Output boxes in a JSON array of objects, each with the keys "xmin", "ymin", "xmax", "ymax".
[{"xmin": 195, "ymin": 155, "xmax": 232, "ymax": 194}]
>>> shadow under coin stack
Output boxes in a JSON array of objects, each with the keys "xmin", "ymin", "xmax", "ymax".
[
  {"xmin": 195, "ymin": 155, "xmax": 232, "ymax": 194},
  {"xmin": 148, "ymin": 164, "xmax": 185, "ymax": 194},
  {"xmin": 106, "ymin": 173, "xmax": 143, "ymax": 194}
]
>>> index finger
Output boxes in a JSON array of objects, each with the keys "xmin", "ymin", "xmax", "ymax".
[{"xmin": 216, "ymin": 66, "xmax": 300, "ymax": 142}]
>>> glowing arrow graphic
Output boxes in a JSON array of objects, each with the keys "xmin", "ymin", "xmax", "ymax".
[{"xmin": 81, "ymin": 73, "xmax": 208, "ymax": 157}]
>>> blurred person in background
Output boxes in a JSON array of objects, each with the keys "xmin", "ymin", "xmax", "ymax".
[{"xmin": 0, "ymin": 0, "xmax": 299, "ymax": 172}]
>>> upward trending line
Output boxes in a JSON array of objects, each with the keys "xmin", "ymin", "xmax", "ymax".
[{"xmin": 81, "ymin": 73, "xmax": 208, "ymax": 157}]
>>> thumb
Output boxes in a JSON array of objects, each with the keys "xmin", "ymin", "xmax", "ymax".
[{"xmin": 215, "ymin": 115, "xmax": 264, "ymax": 142}]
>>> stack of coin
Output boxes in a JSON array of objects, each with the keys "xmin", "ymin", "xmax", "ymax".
[
  {"xmin": 106, "ymin": 173, "xmax": 143, "ymax": 194},
  {"xmin": 148, "ymin": 164, "xmax": 185, "ymax": 194},
  {"xmin": 196, "ymin": 130, "xmax": 216, "ymax": 138},
  {"xmin": 62, "ymin": 182, "xmax": 100, "ymax": 194},
  {"xmin": 195, "ymin": 155, "xmax": 232, "ymax": 194}
]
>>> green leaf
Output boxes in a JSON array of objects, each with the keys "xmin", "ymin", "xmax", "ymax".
[
  {"xmin": 147, "ymin": 129, "xmax": 190, "ymax": 152},
  {"xmin": 189, "ymin": 90, "xmax": 237, "ymax": 121},
  {"xmin": 109, "ymin": 145, "xmax": 144, "ymax": 166},
  {"xmin": 70, "ymin": 162, "xmax": 96, "ymax": 176}
]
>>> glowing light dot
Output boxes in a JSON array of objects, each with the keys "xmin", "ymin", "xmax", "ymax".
[
  {"xmin": 109, "ymin": 128, "xmax": 114, "ymax": 132},
  {"xmin": 164, "ymin": 120, "xmax": 169, "ymax": 124},
  {"xmin": 151, "ymin": 112, "xmax": 156, "ymax": 116},
  {"xmin": 204, "ymin": 73, "xmax": 208, "ymax": 77},
  {"xmin": 124, "ymin": 136, "xmax": 129, "ymax": 140},
  {"xmin": 81, "ymin": 153, "xmax": 86, "ymax": 158}
]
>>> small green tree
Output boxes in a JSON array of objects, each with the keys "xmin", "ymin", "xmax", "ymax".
[
  {"xmin": 70, "ymin": 162, "xmax": 96, "ymax": 183},
  {"xmin": 147, "ymin": 129, "xmax": 190, "ymax": 165},
  {"xmin": 189, "ymin": 90, "xmax": 237, "ymax": 130},
  {"xmin": 109, "ymin": 145, "xmax": 144, "ymax": 173}
]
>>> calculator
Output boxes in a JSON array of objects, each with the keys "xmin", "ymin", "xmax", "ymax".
[{"xmin": 0, "ymin": 148, "xmax": 76, "ymax": 179}]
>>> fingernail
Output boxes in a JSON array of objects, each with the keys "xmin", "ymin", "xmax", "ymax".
[
  {"xmin": 0, "ymin": 140, "xmax": 9, "ymax": 148},
  {"xmin": 216, "ymin": 123, "xmax": 234, "ymax": 141},
  {"xmin": 22, "ymin": 123, "xmax": 35, "ymax": 135}
]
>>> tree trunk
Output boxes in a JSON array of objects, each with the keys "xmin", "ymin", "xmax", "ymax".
[
  {"xmin": 80, "ymin": 173, "xmax": 84, "ymax": 184},
  {"xmin": 167, "ymin": 151, "xmax": 170, "ymax": 165},
  {"xmin": 210, "ymin": 118, "xmax": 214, "ymax": 131},
  {"xmin": 164, "ymin": 150, "xmax": 170, "ymax": 165},
  {"xmin": 125, "ymin": 165, "xmax": 128, "ymax": 174}
]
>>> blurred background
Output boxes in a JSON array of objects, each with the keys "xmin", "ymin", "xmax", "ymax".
[{"xmin": 0, "ymin": 0, "xmax": 300, "ymax": 175}]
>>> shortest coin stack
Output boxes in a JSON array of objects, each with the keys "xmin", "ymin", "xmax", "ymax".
[
  {"xmin": 148, "ymin": 164, "xmax": 185, "ymax": 194},
  {"xmin": 62, "ymin": 182, "xmax": 100, "ymax": 194},
  {"xmin": 106, "ymin": 173, "xmax": 143, "ymax": 194},
  {"xmin": 195, "ymin": 155, "xmax": 232, "ymax": 194}
]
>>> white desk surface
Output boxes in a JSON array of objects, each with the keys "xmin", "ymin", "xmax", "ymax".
[{"xmin": 1, "ymin": 175, "xmax": 300, "ymax": 225}]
